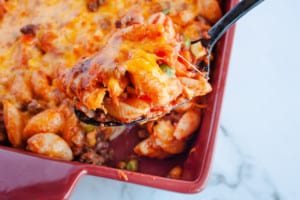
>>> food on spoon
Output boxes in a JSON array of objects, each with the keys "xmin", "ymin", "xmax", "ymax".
[{"xmin": 57, "ymin": 13, "xmax": 211, "ymax": 124}]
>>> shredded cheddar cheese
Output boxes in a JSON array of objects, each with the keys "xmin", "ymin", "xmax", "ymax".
[{"xmin": 0, "ymin": 0, "xmax": 222, "ymax": 162}]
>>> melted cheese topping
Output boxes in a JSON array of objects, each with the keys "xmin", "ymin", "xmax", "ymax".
[{"xmin": 0, "ymin": 0, "xmax": 222, "ymax": 158}]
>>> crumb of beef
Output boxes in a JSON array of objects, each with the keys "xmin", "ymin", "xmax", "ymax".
[
  {"xmin": 162, "ymin": 111, "xmax": 183, "ymax": 123},
  {"xmin": 20, "ymin": 24, "xmax": 38, "ymax": 36},
  {"xmin": 86, "ymin": 0, "xmax": 106, "ymax": 12},
  {"xmin": 115, "ymin": 20, "xmax": 122, "ymax": 28},
  {"xmin": 78, "ymin": 132, "xmax": 113, "ymax": 165},
  {"xmin": 27, "ymin": 99, "xmax": 46, "ymax": 114}
]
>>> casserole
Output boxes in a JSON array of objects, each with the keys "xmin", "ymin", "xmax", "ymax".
[{"xmin": 0, "ymin": 0, "xmax": 237, "ymax": 199}]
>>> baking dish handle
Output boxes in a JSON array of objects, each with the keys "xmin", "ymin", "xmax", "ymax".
[{"xmin": 0, "ymin": 147, "xmax": 86, "ymax": 200}]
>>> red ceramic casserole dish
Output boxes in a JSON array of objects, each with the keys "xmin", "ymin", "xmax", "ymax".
[{"xmin": 0, "ymin": 0, "xmax": 237, "ymax": 199}]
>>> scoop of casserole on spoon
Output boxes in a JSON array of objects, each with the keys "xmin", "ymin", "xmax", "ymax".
[{"xmin": 57, "ymin": 0, "xmax": 264, "ymax": 126}]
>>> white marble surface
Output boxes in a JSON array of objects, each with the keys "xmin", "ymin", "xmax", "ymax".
[{"xmin": 71, "ymin": 1, "xmax": 300, "ymax": 199}]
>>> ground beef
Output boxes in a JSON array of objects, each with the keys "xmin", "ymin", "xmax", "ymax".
[
  {"xmin": 27, "ymin": 99, "xmax": 46, "ymax": 114},
  {"xmin": 78, "ymin": 132, "xmax": 113, "ymax": 165},
  {"xmin": 163, "ymin": 111, "xmax": 183, "ymax": 123},
  {"xmin": 20, "ymin": 24, "xmax": 38, "ymax": 36},
  {"xmin": 86, "ymin": 0, "xmax": 106, "ymax": 12}
]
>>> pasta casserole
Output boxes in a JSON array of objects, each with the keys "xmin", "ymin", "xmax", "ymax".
[{"xmin": 0, "ymin": 0, "xmax": 222, "ymax": 174}]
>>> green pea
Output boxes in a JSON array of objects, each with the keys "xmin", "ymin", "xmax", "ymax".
[
  {"xmin": 159, "ymin": 64, "xmax": 175, "ymax": 77},
  {"xmin": 183, "ymin": 38, "xmax": 191, "ymax": 48},
  {"xmin": 162, "ymin": 9, "xmax": 170, "ymax": 15},
  {"xmin": 126, "ymin": 159, "xmax": 138, "ymax": 171}
]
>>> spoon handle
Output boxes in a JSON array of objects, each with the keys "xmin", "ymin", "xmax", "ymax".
[{"xmin": 198, "ymin": 0, "xmax": 264, "ymax": 48}]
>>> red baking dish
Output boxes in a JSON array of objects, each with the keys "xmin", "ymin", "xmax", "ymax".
[{"xmin": 0, "ymin": 0, "xmax": 237, "ymax": 199}]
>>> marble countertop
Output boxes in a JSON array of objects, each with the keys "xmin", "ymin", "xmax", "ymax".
[{"xmin": 71, "ymin": 1, "xmax": 300, "ymax": 199}]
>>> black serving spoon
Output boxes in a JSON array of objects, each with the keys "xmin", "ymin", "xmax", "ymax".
[
  {"xmin": 75, "ymin": 0, "xmax": 264, "ymax": 126},
  {"xmin": 193, "ymin": 0, "xmax": 264, "ymax": 76}
]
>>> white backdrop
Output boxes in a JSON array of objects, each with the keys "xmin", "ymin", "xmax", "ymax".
[{"xmin": 222, "ymin": 0, "xmax": 300, "ymax": 199}]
